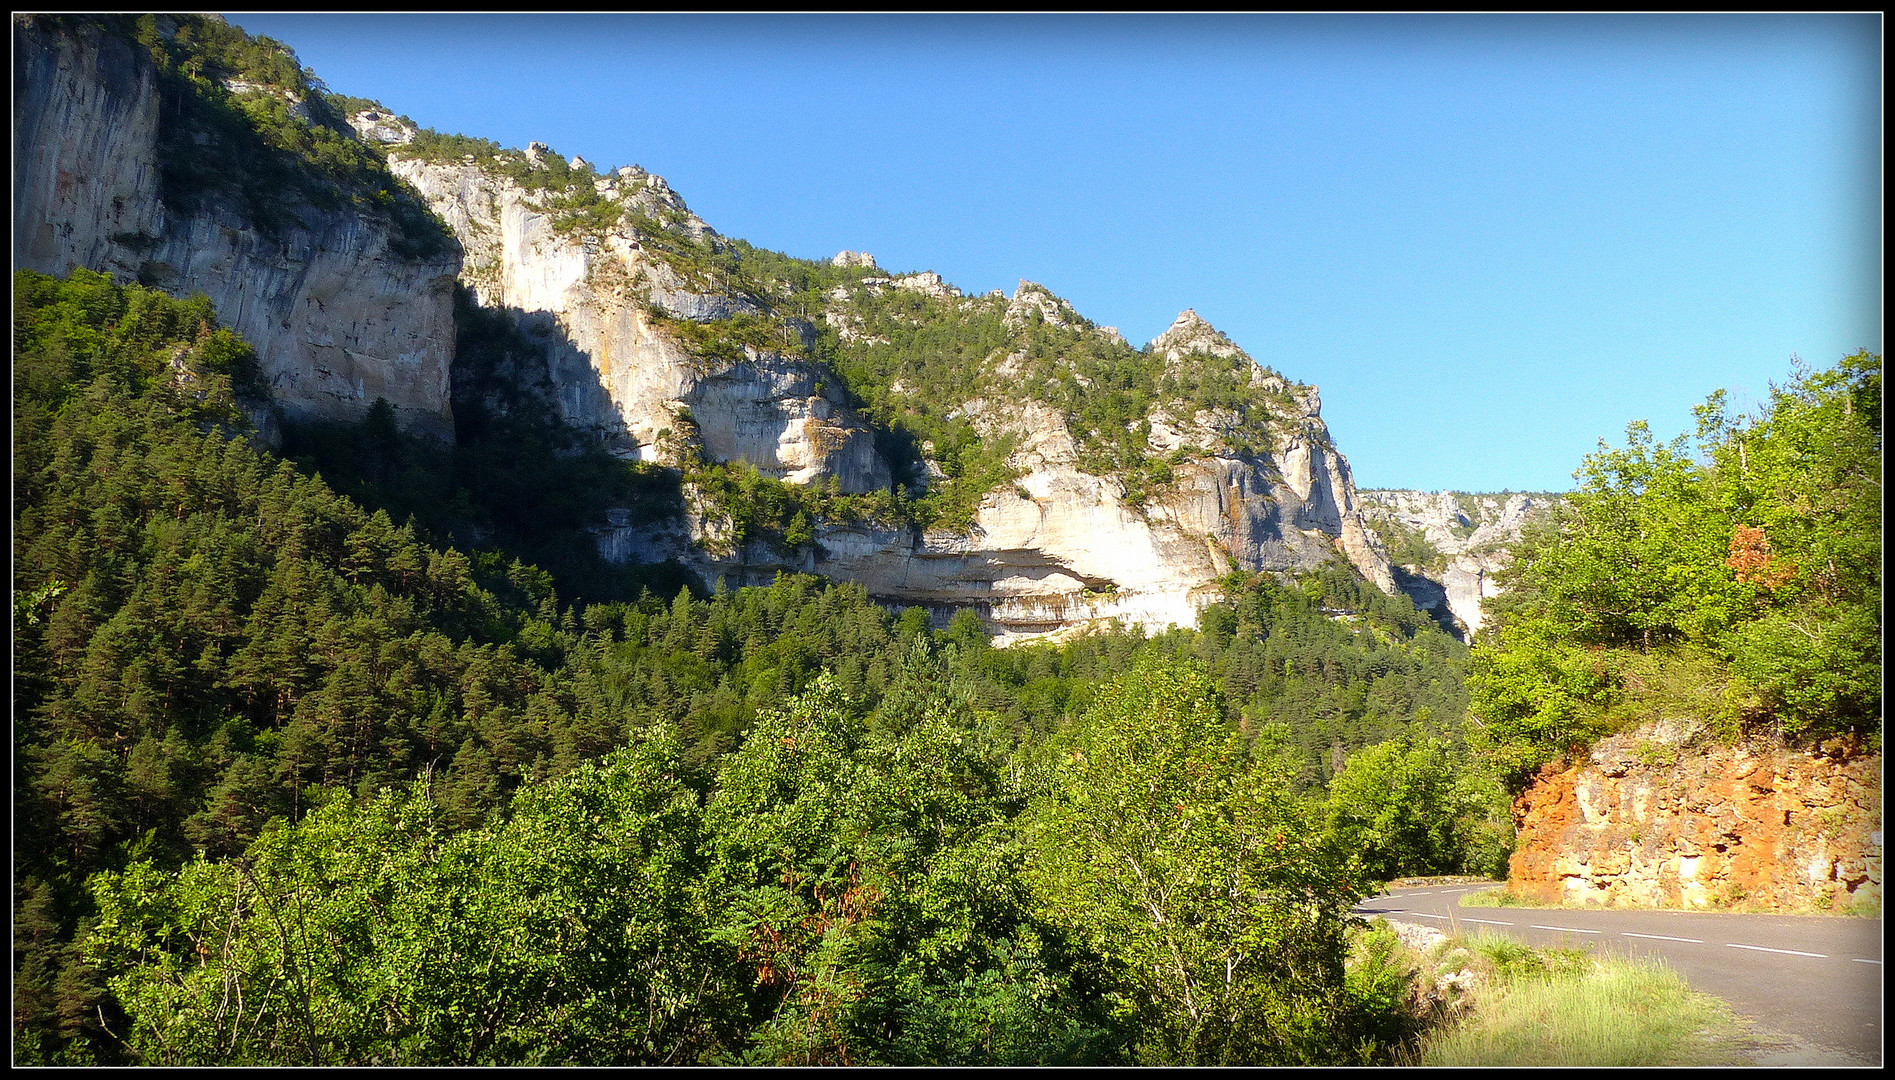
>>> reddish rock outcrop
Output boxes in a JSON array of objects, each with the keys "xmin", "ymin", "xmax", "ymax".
[{"xmin": 1510, "ymin": 723, "xmax": 1882, "ymax": 911}]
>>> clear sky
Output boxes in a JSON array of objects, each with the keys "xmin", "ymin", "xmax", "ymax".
[{"xmin": 226, "ymin": 13, "xmax": 1881, "ymax": 493}]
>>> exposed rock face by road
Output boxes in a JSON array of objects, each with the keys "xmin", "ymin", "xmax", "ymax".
[
  {"xmin": 1356, "ymin": 490, "xmax": 1559, "ymax": 639},
  {"xmin": 1510, "ymin": 721, "xmax": 1883, "ymax": 912}
]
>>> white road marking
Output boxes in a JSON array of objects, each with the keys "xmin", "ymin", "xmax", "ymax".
[
  {"xmin": 1726, "ymin": 943, "xmax": 1826, "ymax": 958},
  {"xmin": 1622, "ymin": 932, "xmax": 1703, "ymax": 944},
  {"xmin": 1460, "ymin": 918, "xmax": 1513, "ymax": 926},
  {"xmin": 1403, "ymin": 913, "xmax": 1448, "ymax": 920},
  {"xmin": 1530, "ymin": 925, "xmax": 1601, "ymax": 934},
  {"xmin": 1849, "ymin": 958, "xmax": 1881, "ymax": 965}
]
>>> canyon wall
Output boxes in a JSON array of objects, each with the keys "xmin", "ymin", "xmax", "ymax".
[
  {"xmin": 17, "ymin": 13, "xmax": 1409, "ymax": 641},
  {"xmin": 13, "ymin": 16, "xmax": 459, "ymax": 439},
  {"xmin": 386, "ymin": 147, "xmax": 889, "ymax": 492},
  {"xmin": 605, "ymin": 309, "xmax": 1397, "ymax": 641},
  {"xmin": 1510, "ymin": 721, "xmax": 1883, "ymax": 912},
  {"xmin": 1357, "ymin": 490, "xmax": 1558, "ymax": 639},
  {"xmin": 390, "ymin": 132, "xmax": 1399, "ymax": 638}
]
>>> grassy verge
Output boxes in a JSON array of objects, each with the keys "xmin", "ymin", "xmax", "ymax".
[
  {"xmin": 1383, "ymin": 875, "xmax": 1498, "ymax": 889},
  {"xmin": 1353, "ymin": 922, "xmax": 1750, "ymax": 1066},
  {"xmin": 1459, "ymin": 886, "xmax": 1883, "ymax": 918},
  {"xmin": 1457, "ymin": 887, "xmax": 1553, "ymax": 909}
]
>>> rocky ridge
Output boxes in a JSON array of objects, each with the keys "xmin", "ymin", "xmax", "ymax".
[
  {"xmin": 18, "ymin": 13, "xmax": 1413, "ymax": 641},
  {"xmin": 382, "ymin": 128, "xmax": 1403, "ymax": 635},
  {"xmin": 379, "ymin": 131, "xmax": 891, "ymax": 494}
]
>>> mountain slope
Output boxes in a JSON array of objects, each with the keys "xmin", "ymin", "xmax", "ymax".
[
  {"xmin": 371, "ymin": 117, "xmax": 1399, "ymax": 637},
  {"xmin": 16, "ymin": 12, "xmax": 1413, "ymax": 640},
  {"xmin": 13, "ymin": 14, "xmax": 458, "ymax": 439}
]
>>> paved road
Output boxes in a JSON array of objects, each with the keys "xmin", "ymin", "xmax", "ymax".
[{"xmin": 1356, "ymin": 883, "xmax": 1883, "ymax": 1064}]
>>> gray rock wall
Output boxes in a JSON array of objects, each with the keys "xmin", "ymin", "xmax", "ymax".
[
  {"xmin": 13, "ymin": 17, "xmax": 460, "ymax": 439},
  {"xmin": 390, "ymin": 155, "xmax": 889, "ymax": 492}
]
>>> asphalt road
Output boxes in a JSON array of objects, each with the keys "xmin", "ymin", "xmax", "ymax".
[{"xmin": 1356, "ymin": 883, "xmax": 1884, "ymax": 1064}]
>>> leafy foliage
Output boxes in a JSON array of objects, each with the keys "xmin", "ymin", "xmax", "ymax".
[
  {"xmin": 1323, "ymin": 737, "xmax": 1512, "ymax": 881},
  {"xmin": 699, "ymin": 671, "xmax": 1119, "ymax": 1064},
  {"xmin": 1469, "ymin": 354, "xmax": 1882, "ymax": 788},
  {"xmin": 87, "ymin": 740, "xmax": 716, "ymax": 1065},
  {"xmin": 1026, "ymin": 658, "xmax": 1379, "ymax": 1064}
]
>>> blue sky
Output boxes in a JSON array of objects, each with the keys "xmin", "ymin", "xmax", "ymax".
[{"xmin": 227, "ymin": 13, "xmax": 1881, "ymax": 492}]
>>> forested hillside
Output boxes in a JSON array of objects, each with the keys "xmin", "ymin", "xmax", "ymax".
[
  {"xmin": 15, "ymin": 15, "xmax": 1877, "ymax": 1065},
  {"xmin": 13, "ymin": 268, "xmax": 1499, "ymax": 1064}
]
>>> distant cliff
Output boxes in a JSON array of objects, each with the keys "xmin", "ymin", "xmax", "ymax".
[
  {"xmin": 20, "ymin": 13, "xmax": 1425, "ymax": 641},
  {"xmin": 383, "ymin": 141, "xmax": 890, "ymax": 493},
  {"xmin": 13, "ymin": 14, "xmax": 459, "ymax": 439},
  {"xmin": 1357, "ymin": 491, "xmax": 1561, "ymax": 640}
]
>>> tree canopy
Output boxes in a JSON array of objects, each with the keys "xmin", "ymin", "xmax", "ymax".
[{"xmin": 1469, "ymin": 352, "xmax": 1881, "ymax": 789}]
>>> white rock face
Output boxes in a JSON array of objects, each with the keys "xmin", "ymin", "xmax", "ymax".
[
  {"xmin": 1149, "ymin": 308, "xmax": 1243, "ymax": 362},
  {"xmin": 831, "ymin": 250, "xmax": 877, "ymax": 268},
  {"xmin": 1003, "ymin": 280, "xmax": 1081, "ymax": 330},
  {"xmin": 893, "ymin": 271, "xmax": 958, "ymax": 298},
  {"xmin": 1356, "ymin": 490, "xmax": 1561, "ymax": 638},
  {"xmin": 632, "ymin": 311, "xmax": 1399, "ymax": 640},
  {"xmin": 390, "ymin": 155, "xmax": 890, "ymax": 491},
  {"xmin": 14, "ymin": 18, "xmax": 458, "ymax": 439},
  {"xmin": 347, "ymin": 108, "xmax": 415, "ymax": 146}
]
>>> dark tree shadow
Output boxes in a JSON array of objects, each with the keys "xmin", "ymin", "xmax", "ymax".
[{"xmin": 281, "ymin": 284, "xmax": 697, "ymax": 607}]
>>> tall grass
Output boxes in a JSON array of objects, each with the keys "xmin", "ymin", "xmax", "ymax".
[
  {"xmin": 1410, "ymin": 934, "xmax": 1746, "ymax": 1066},
  {"xmin": 1457, "ymin": 887, "xmax": 1547, "ymax": 909},
  {"xmin": 1459, "ymin": 885, "xmax": 1881, "ymax": 918}
]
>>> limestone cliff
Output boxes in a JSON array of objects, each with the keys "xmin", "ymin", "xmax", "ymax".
[
  {"xmin": 12, "ymin": 15, "xmax": 458, "ymax": 439},
  {"xmin": 615, "ymin": 289, "xmax": 1395, "ymax": 639},
  {"xmin": 384, "ymin": 142, "xmax": 889, "ymax": 492},
  {"xmin": 363, "ymin": 94, "xmax": 1403, "ymax": 638},
  {"xmin": 1509, "ymin": 721, "xmax": 1882, "ymax": 912},
  {"xmin": 1356, "ymin": 490, "xmax": 1560, "ymax": 639},
  {"xmin": 795, "ymin": 383, "xmax": 1397, "ymax": 641},
  {"xmin": 20, "ymin": 11, "xmax": 1408, "ymax": 640}
]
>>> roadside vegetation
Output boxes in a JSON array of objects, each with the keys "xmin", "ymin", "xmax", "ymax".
[
  {"xmin": 1459, "ymin": 886, "xmax": 1882, "ymax": 919},
  {"xmin": 1348, "ymin": 924, "xmax": 1749, "ymax": 1066},
  {"xmin": 1411, "ymin": 943, "xmax": 1747, "ymax": 1066},
  {"xmin": 1469, "ymin": 351, "xmax": 1882, "ymax": 791}
]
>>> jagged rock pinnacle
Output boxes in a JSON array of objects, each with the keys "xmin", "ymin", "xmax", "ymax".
[{"xmin": 1149, "ymin": 308, "xmax": 1242, "ymax": 361}]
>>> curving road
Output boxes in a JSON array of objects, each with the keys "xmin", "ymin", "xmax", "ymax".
[{"xmin": 1356, "ymin": 883, "xmax": 1883, "ymax": 1064}]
